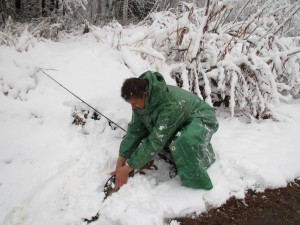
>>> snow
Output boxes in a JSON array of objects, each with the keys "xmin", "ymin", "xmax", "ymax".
[{"xmin": 0, "ymin": 33, "xmax": 300, "ymax": 225}]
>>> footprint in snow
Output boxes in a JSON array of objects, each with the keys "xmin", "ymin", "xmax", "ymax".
[{"xmin": 3, "ymin": 158, "xmax": 14, "ymax": 164}]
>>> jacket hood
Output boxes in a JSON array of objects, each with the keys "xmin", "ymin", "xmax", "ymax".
[{"xmin": 138, "ymin": 71, "xmax": 168, "ymax": 114}]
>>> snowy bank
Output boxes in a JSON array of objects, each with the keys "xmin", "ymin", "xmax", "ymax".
[{"xmin": 0, "ymin": 34, "xmax": 300, "ymax": 225}]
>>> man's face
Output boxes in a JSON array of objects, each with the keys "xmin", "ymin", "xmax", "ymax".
[{"xmin": 126, "ymin": 93, "xmax": 147, "ymax": 110}]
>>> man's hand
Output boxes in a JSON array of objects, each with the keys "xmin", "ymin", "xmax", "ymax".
[{"xmin": 110, "ymin": 164, "xmax": 133, "ymax": 190}]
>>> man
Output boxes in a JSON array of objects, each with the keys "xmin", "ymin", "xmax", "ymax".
[{"xmin": 110, "ymin": 71, "xmax": 218, "ymax": 190}]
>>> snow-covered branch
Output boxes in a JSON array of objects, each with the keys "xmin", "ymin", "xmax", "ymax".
[{"xmin": 112, "ymin": 0, "xmax": 300, "ymax": 120}]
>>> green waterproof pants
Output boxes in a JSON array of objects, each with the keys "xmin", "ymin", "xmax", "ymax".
[{"xmin": 169, "ymin": 117, "xmax": 218, "ymax": 189}]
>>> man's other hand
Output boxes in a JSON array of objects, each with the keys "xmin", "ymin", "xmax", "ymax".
[{"xmin": 110, "ymin": 164, "xmax": 132, "ymax": 190}]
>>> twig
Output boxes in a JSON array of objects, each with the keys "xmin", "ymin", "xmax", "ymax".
[
  {"xmin": 220, "ymin": 8, "xmax": 233, "ymax": 27},
  {"xmin": 205, "ymin": 0, "xmax": 210, "ymax": 16},
  {"xmin": 273, "ymin": 6, "xmax": 300, "ymax": 36},
  {"xmin": 233, "ymin": 0, "xmax": 251, "ymax": 24}
]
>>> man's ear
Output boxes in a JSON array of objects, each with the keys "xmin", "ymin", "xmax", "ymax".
[{"xmin": 143, "ymin": 92, "xmax": 148, "ymax": 98}]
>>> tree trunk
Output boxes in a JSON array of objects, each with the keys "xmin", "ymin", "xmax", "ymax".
[
  {"xmin": 89, "ymin": 0, "xmax": 98, "ymax": 23},
  {"xmin": 15, "ymin": 0, "xmax": 21, "ymax": 14},
  {"xmin": 0, "ymin": 0, "xmax": 8, "ymax": 14},
  {"xmin": 41, "ymin": 0, "xmax": 46, "ymax": 15},
  {"xmin": 123, "ymin": 0, "xmax": 128, "ymax": 25},
  {"xmin": 50, "ymin": 0, "xmax": 55, "ymax": 11},
  {"xmin": 100, "ymin": 0, "xmax": 106, "ymax": 21},
  {"xmin": 15, "ymin": 0, "xmax": 21, "ymax": 10},
  {"xmin": 35, "ymin": 0, "xmax": 40, "ymax": 17},
  {"xmin": 0, "ymin": 0, "xmax": 9, "ymax": 22}
]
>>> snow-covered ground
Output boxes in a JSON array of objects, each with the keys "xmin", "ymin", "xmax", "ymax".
[{"xmin": 0, "ymin": 33, "xmax": 300, "ymax": 225}]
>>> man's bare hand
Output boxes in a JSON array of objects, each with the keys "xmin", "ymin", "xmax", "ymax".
[{"xmin": 110, "ymin": 164, "xmax": 132, "ymax": 190}]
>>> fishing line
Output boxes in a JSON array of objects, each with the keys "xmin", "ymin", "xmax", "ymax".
[{"xmin": 37, "ymin": 68, "xmax": 126, "ymax": 132}]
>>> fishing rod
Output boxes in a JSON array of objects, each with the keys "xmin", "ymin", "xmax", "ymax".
[{"xmin": 37, "ymin": 68, "xmax": 127, "ymax": 132}]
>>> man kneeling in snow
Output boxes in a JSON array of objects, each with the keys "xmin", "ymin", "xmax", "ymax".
[{"xmin": 110, "ymin": 71, "xmax": 218, "ymax": 189}]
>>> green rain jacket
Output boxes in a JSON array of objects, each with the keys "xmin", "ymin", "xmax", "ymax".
[{"xmin": 119, "ymin": 71, "xmax": 218, "ymax": 189}]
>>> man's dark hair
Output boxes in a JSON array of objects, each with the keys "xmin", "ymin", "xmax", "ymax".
[{"xmin": 121, "ymin": 78, "xmax": 148, "ymax": 100}]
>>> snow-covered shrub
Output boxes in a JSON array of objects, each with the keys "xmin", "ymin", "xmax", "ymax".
[
  {"xmin": 0, "ymin": 60, "xmax": 37, "ymax": 100},
  {"xmin": 0, "ymin": 17, "xmax": 62, "ymax": 52},
  {"xmin": 113, "ymin": 0, "xmax": 300, "ymax": 120}
]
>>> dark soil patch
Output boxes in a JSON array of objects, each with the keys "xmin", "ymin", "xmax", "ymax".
[{"xmin": 174, "ymin": 179, "xmax": 300, "ymax": 225}]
